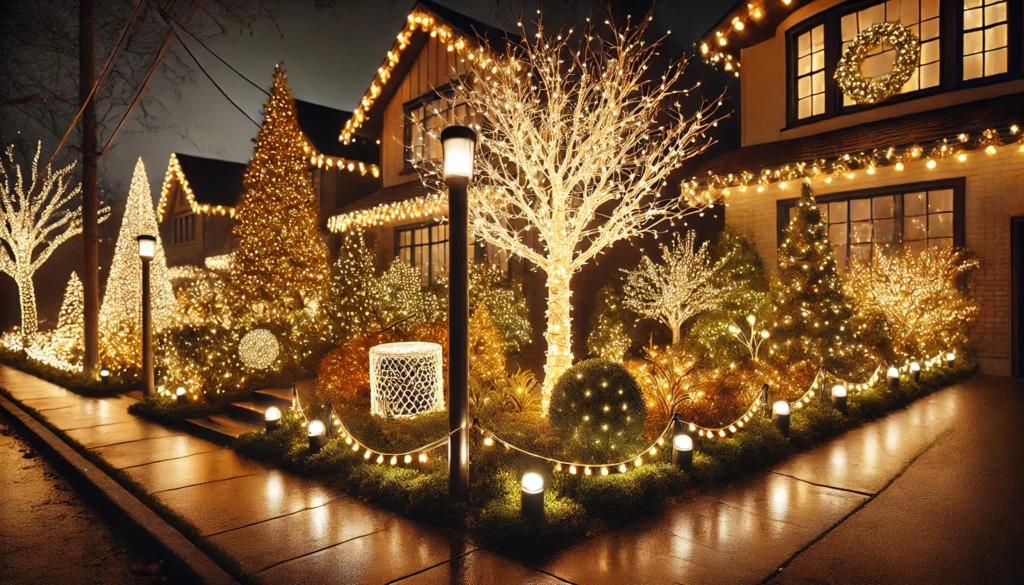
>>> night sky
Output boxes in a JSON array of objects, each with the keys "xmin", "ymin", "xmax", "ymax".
[{"xmin": 0, "ymin": 0, "xmax": 734, "ymax": 327}]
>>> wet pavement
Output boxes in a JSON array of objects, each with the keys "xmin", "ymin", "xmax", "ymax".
[
  {"xmin": 0, "ymin": 415, "xmax": 167, "ymax": 585},
  {"xmin": 2, "ymin": 366, "xmax": 1021, "ymax": 585}
]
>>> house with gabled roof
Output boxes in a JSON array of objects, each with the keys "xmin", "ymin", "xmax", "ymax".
[
  {"xmin": 156, "ymin": 100, "xmax": 382, "ymax": 268},
  {"xmin": 685, "ymin": 0, "xmax": 1024, "ymax": 377}
]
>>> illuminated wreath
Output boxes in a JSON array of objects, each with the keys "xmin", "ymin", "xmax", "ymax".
[{"xmin": 834, "ymin": 22, "xmax": 920, "ymax": 104}]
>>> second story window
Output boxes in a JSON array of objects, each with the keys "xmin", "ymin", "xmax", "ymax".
[
  {"xmin": 796, "ymin": 24, "xmax": 827, "ymax": 119},
  {"xmin": 173, "ymin": 212, "xmax": 196, "ymax": 246},
  {"xmin": 405, "ymin": 91, "xmax": 471, "ymax": 166},
  {"xmin": 963, "ymin": 0, "xmax": 1009, "ymax": 79}
]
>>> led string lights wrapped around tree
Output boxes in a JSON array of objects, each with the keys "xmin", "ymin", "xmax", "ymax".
[{"xmin": 681, "ymin": 125, "xmax": 1024, "ymax": 206}]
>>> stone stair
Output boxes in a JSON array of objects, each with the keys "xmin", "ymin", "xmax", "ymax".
[{"xmin": 183, "ymin": 383, "xmax": 309, "ymax": 445}]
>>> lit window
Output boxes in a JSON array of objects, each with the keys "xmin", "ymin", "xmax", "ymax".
[
  {"xmin": 397, "ymin": 223, "xmax": 448, "ymax": 286},
  {"xmin": 785, "ymin": 187, "xmax": 957, "ymax": 269},
  {"xmin": 796, "ymin": 24, "xmax": 826, "ymax": 119},
  {"xmin": 405, "ymin": 93, "xmax": 472, "ymax": 165},
  {"xmin": 841, "ymin": 0, "xmax": 941, "ymax": 107},
  {"xmin": 962, "ymin": 0, "xmax": 1008, "ymax": 80}
]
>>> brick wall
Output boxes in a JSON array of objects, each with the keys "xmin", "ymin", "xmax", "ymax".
[{"xmin": 723, "ymin": 148, "xmax": 1024, "ymax": 376}]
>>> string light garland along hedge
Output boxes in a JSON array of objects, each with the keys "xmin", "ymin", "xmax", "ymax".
[{"xmin": 835, "ymin": 22, "xmax": 920, "ymax": 105}]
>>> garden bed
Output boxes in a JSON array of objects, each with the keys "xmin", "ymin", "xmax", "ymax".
[
  {"xmin": 226, "ymin": 358, "xmax": 975, "ymax": 556},
  {"xmin": 0, "ymin": 348, "xmax": 135, "ymax": 397}
]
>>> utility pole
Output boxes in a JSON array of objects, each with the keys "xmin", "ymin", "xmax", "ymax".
[{"xmin": 80, "ymin": 0, "xmax": 100, "ymax": 374}]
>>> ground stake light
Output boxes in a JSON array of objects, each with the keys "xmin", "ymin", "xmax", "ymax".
[
  {"xmin": 887, "ymin": 366, "xmax": 900, "ymax": 389},
  {"xmin": 831, "ymin": 384, "xmax": 848, "ymax": 414},
  {"xmin": 308, "ymin": 419, "xmax": 327, "ymax": 454},
  {"xmin": 946, "ymin": 352, "xmax": 956, "ymax": 367},
  {"xmin": 521, "ymin": 472, "xmax": 544, "ymax": 526},
  {"xmin": 265, "ymin": 406, "xmax": 282, "ymax": 432},
  {"xmin": 99, "ymin": 368, "xmax": 110, "ymax": 384},
  {"xmin": 672, "ymin": 434, "xmax": 693, "ymax": 472},
  {"xmin": 772, "ymin": 401, "xmax": 791, "ymax": 437},
  {"xmin": 910, "ymin": 362, "xmax": 921, "ymax": 382},
  {"xmin": 175, "ymin": 386, "xmax": 187, "ymax": 404}
]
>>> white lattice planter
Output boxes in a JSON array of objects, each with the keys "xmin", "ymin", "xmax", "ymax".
[{"xmin": 369, "ymin": 342, "xmax": 445, "ymax": 418}]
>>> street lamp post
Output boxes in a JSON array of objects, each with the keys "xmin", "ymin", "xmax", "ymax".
[
  {"xmin": 441, "ymin": 125, "xmax": 476, "ymax": 504},
  {"xmin": 137, "ymin": 235, "xmax": 156, "ymax": 397}
]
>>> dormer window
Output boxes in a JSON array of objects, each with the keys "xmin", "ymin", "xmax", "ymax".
[
  {"xmin": 786, "ymin": 0, "xmax": 1021, "ymax": 127},
  {"xmin": 404, "ymin": 88, "xmax": 471, "ymax": 166}
]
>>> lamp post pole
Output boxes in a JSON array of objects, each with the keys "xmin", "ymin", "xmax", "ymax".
[
  {"xmin": 441, "ymin": 126, "xmax": 476, "ymax": 504},
  {"xmin": 137, "ymin": 235, "xmax": 156, "ymax": 397}
]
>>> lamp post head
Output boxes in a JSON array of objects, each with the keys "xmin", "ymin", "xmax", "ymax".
[
  {"xmin": 136, "ymin": 234, "xmax": 157, "ymax": 260},
  {"xmin": 441, "ymin": 125, "xmax": 476, "ymax": 181}
]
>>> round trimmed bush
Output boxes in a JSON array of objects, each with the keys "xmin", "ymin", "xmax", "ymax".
[{"xmin": 548, "ymin": 359, "xmax": 647, "ymax": 462}]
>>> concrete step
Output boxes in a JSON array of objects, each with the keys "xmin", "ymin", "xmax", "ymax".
[
  {"xmin": 251, "ymin": 388, "xmax": 295, "ymax": 410},
  {"xmin": 183, "ymin": 414, "xmax": 261, "ymax": 445},
  {"xmin": 226, "ymin": 400, "xmax": 277, "ymax": 424}
]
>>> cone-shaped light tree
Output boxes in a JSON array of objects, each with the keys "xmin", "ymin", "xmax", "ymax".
[
  {"xmin": 769, "ymin": 183, "xmax": 867, "ymax": 372},
  {"xmin": 99, "ymin": 158, "xmax": 177, "ymax": 369},
  {"xmin": 51, "ymin": 272, "xmax": 84, "ymax": 362},
  {"xmin": 230, "ymin": 65, "xmax": 332, "ymax": 354},
  {"xmin": 415, "ymin": 17, "xmax": 719, "ymax": 410},
  {"xmin": 622, "ymin": 230, "xmax": 729, "ymax": 344},
  {"xmin": 0, "ymin": 142, "xmax": 105, "ymax": 337}
]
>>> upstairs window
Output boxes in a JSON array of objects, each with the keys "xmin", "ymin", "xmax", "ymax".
[
  {"xmin": 962, "ymin": 0, "xmax": 1009, "ymax": 79},
  {"xmin": 173, "ymin": 213, "xmax": 196, "ymax": 246},
  {"xmin": 796, "ymin": 25, "xmax": 827, "ymax": 119},
  {"xmin": 405, "ymin": 91, "xmax": 471, "ymax": 166}
]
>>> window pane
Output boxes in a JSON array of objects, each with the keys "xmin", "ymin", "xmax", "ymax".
[
  {"xmin": 964, "ymin": 7, "xmax": 983, "ymax": 29},
  {"xmin": 905, "ymin": 239, "xmax": 928, "ymax": 255},
  {"xmin": 828, "ymin": 201, "xmax": 848, "ymax": 223},
  {"xmin": 812, "ymin": 94, "xmax": 825, "ymax": 116},
  {"xmin": 875, "ymin": 218, "xmax": 898, "ymax": 246},
  {"xmin": 817, "ymin": 204, "xmax": 829, "ymax": 224},
  {"xmin": 850, "ymin": 244, "xmax": 872, "ymax": 265},
  {"xmin": 929, "ymin": 212, "xmax": 954, "ymax": 238},
  {"xmin": 850, "ymin": 199, "xmax": 871, "ymax": 221},
  {"xmin": 905, "ymin": 192, "xmax": 927, "ymax": 216},
  {"xmin": 904, "ymin": 215, "xmax": 928, "ymax": 240},
  {"xmin": 798, "ymin": 31, "xmax": 811, "ymax": 56},
  {"xmin": 920, "ymin": 39, "xmax": 940, "ymax": 63},
  {"xmin": 929, "ymin": 237, "xmax": 953, "ymax": 249},
  {"xmin": 921, "ymin": 0, "xmax": 939, "ymax": 19},
  {"xmin": 928, "ymin": 189, "xmax": 953, "ymax": 212},
  {"xmin": 964, "ymin": 30, "xmax": 984, "ymax": 54},
  {"xmin": 873, "ymin": 195, "xmax": 895, "ymax": 218},
  {"xmin": 851, "ymin": 221, "xmax": 873, "ymax": 243},
  {"xmin": 984, "ymin": 2, "xmax": 1006, "ymax": 25},
  {"xmin": 985, "ymin": 48, "xmax": 1008, "ymax": 76},
  {"xmin": 985, "ymin": 23, "xmax": 1007, "ymax": 49},
  {"xmin": 829, "ymin": 223, "xmax": 848, "ymax": 245},
  {"xmin": 833, "ymin": 245, "xmax": 848, "ymax": 271},
  {"xmin": 798, "ymin": 74, "xmax": 811, "ymax": 97},
  {"xmin": 964, "ymin": 53, "xmax": 984, "ymax": 79}
]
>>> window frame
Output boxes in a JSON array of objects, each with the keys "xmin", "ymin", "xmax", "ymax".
[
  {"xmin": 402, "ymin": 81, "xmax": 472, "ymax": 173},
  {"xmin": 172, "ymin": 211, "xmax": 197, "ymax": 246},
  {"xmin": 785, "ymin": 0, "xmax": 1022, "ymax": 129},
  {"xmin": 394, "ymin": 220, "xmax": 450, "ymax": 287},
  {"xmin": 775, "ymin": 178, "xmax": 966, "ymax": 266}
]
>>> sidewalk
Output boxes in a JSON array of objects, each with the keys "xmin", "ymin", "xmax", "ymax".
[{"xmin": 1, "ymin": 366, "xmax": 1012, "ymax": 585}]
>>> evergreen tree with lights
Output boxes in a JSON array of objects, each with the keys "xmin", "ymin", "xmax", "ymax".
[
  {"xmin": 50, "ymin": 272, "xmax": 84, "ymax": 364},
  {"xmin": 99, "ymin": 158, "xmax": 177, "ymax": 369},
  {"xmin": 769, "ymin": 183, "xmax": 864, "ymax": 373},
  {"xmin": 230, "ymin": 65, "xmax": 331, "ymax": 348},
  {"xmin": 586, "ymin": 283, "xmax": 633, "ymax": 362},
  {"xmin": 331, "ymin": 229, "xmax": 377, "ymax": 340}
]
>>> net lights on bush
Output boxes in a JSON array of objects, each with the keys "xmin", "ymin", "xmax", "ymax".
[
  {"xmin": 369, "ymin": 341, "xmax": 446, "ymax": 418},
  {"xmin": 238, "ymin": 328, "xmax": 280, "ymax": 370},
  {"xmin": 681, "ymin": 125, "xmax": 1023, "ymax": 205}
]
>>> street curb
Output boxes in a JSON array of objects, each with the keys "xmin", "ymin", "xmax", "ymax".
[{"xmin": 0, "ymin": 393, "xmax": 240, "ymax": 585}]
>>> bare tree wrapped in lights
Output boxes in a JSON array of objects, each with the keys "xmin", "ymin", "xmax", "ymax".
[
  {"xmin": 415, "ymin": 16, "xmax": 720, "ymax": 409},
  {"xmin": 622, "ymin": 230, "xmax": 730, "ymax": 345},
  {"xmin": 230, "ymin": 65, "xmax": 332, "ymax": 358},
  {"xmin": 845, "ymin": 248, "xmax": 979, "ymax": 357},
  {"xmin": 0, "ymin": 142, "xmax": 107, "ymax": 337}
]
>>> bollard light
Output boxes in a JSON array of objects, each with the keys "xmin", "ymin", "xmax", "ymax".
[
  {"xmin": 521, "ymin": 472, "xmax": 544, "ymax": 526},
  {"xmin": 265, "ymin": 406, "xmax": 282, "ymax": 432},
  {"xmin": 910, "ymin": 361, "xmax": 921, "ymax": 382},
  {"xmin": 830, "ymin": 384, "xmax": 848, "ymax": 414},
  {"xmin": 946, "ymin": 352, "xmax": 956, "ymax": 367},
  {"xmin": 672, "ymin": 434, "xmax": 694, "ymax": 471},
  {"xmin": 772, "ymin": 401, "xmax": 791, "ymax": 437},
  {"xmin": 887, "ymin": 366, "xmax": 900, "ymax": 389},
  {"xmin": 441, "ymin": 126, "xmax": 477, "ymax": 180},
  {"xmin": 175, "ymin": 386, "xmax": 187, "ymax": 404},
  {"xmin": 308, "ymin": 419, "xmax": 327, "ymax": 454},
  {"xmin": 99, "ymin": 368, "xmax": 110, "ymax": 384}
]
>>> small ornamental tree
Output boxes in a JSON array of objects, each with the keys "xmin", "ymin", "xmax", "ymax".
[
  {"xmin": 769, "ymin": 183, "xmax": 868, "ymax": 372},
  {"xmin": 548, "ymin": 359, "xmax": 647, "ymax": 463},
  {"xmin": 469, "ymin": 305, "xmax": 506, "ymax": 384},
  {"xmin": 368, "ymin": 258, "xmax": 444, "ymax": 333},
  {"xmin": 331, "ymin": 229, "xmax": 377, "ymax": 340},
  {"xmin": 230, "ymin": 64, "xmax": 332, "ymax": 350},
  {"xmin": 622, "ymin": 230, "xmax": 729, "ymax": 344},
  {"xmin": 100, "ymin": 158, "xmax": 177, "ymax": 369},
  {"xmin": 586, "ymin": 284, "xmax": 633, "ymax": 362},
  {"xmin": 469, "ymin": 263, "xmax": 531, "ymax": 355},
  {"xmin": 50, "ymin": 272, "xmax": 84, "ymax": 363}
]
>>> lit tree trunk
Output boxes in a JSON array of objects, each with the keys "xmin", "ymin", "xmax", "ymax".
[
  {"xmin": 80, "ymin": 0, "xmax": 100, "ymax": 374},
  {"xmin": 542, "ymin": 268, "xmax": 573, "ymax": 414},
  {"xmin": 16, "ymin": 269, "xmax": 37, "ymax": 338},
  {"xmin": 671, "ymin": 321, "xmax": 681, "ymax": 345}
]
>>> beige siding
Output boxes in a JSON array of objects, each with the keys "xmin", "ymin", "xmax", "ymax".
[
  {"xmin": 381, "ymin": 35, "xmax": 467, "ymax": 187},
  {"xmin": 739, "ymin": 0, "xmax": 1024, "ymax": 147},
  {"xmin": 723, "ymin": 150, "xmax": 1024, "ymax": 376}
]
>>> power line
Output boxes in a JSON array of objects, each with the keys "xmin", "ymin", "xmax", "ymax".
[{"xmin": 167, "ymin": 16, "xmax": 270, "ymax": 97}]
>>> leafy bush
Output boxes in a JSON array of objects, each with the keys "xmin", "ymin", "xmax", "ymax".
[
  {"xmin": 313, "ymin": 330, "xmax": 398, "ymax": 406},
  {"xmin": 548, "ymin": 359, "xmax": 647, "ymax": 462},
  {"xmin": 127, "ymin": 395, "xmax": 216, "ymax": 424}
]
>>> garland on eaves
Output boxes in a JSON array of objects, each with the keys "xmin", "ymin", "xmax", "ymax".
[{"xmin": 681, "ymin": 125, "xmax": 1023, "ymax": 206}]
